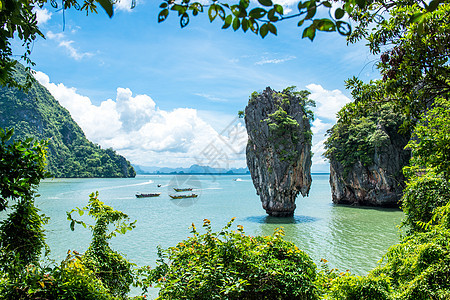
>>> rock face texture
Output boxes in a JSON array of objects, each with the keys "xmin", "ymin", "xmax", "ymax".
[
  {"xmin": 245, "ymin": 87, "xmax": 313, "ymax": 217},
  {"xmin": 329, "ymin": 123, "xmax": 410, "ymax": 207}
]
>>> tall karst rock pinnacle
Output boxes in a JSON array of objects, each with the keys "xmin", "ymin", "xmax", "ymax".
[{"xmin": 245, "ymin": 87, "xmax": 314, "ymax": 217}]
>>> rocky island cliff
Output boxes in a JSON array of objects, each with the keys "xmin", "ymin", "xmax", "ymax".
[
  {"xmin": 245, "ymin": 87, "xmax": 314, "ymax": 217},
  {"xmin": 324, "ymin": 103, "xmax": 410, "ymax": 207}
]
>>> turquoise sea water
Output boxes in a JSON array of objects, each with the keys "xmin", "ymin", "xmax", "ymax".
[{"xmin": 33, "ymin": 174, "xmax": 403, "ymax": 295}]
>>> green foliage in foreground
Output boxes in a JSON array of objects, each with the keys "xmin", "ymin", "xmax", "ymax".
[
  {"xmin": 326, "ymin": 274, "xmax": 392, "ymax": 300},
  {"xmin": 401, "ymin": 172, "xmax": 450, "ymax": 233},
  {"xmin": 147, "ymin": 218, "xmax": 319, "ymax": 299},
  {"xmin": 0, "ymin": 127, "xmax": 50, "ymax": 211},
  {"xmin": 0, "ymin": 128, "xmax": 50, "ymax": 280},
  {"xmin": 405, "ymin": 97, "xmax": 450, "ymax": 181},
  {"xmin": 0, "ymin": 192, "xmax": 139, "ymax": 300},
  {"xmin": 369, "ymin": 203, "xmax": 450, "ymax": 300},
  {"xmin": 0, "ymin": 129, "xmax": 124, "ymax": 299},
  {"xmin": 68, "ymin": 192, "xmax": 137, "ymax": 298},
  {"xmin": 0, "ymin": 253, "xmax": 115, "ymax": 300}
]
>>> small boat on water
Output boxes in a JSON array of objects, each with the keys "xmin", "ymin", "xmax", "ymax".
[
  {"xmin": 173, "ymin": 188, "xmax": 193, "ymax": 192},
  {"xmin": 136, "ymin": 193, "xmax": 161, "ymax": 198},
  {"xmin": 169, "ymin": 194, "xmax": 198, "ymax": 199}
]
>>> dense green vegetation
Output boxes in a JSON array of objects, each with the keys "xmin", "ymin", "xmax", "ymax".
[
  {"xmin": 146, "ymin": 219, "xmax": 319, "ymax": 299},
  {"xmin": 318, "ymin": 2, "xmax": 450, "ymax": 298},
  {"xmin": 255, "ymin": 86, "xmax": 315, "ymax": 162},
  {"xmin": 0, "ymin": 64, "xmax": 135, "ymax": 178},
  {"xmin": 67, "ymin": 192, "xmax": 137, "ymax": 298},
  {"xmin": 324, "ymin": 102, "xmax": 408, "ymax": 173},
  {"xmin": 265, "ymin": 86, "xmax": 315, "ymax": 144},
  {"xmin": 0, "ymin": 0, "xmax": 449, "ymax": 299},
  {"xmin": 0, "ymin": 134, "xmax": 140, "ymax": 298}
]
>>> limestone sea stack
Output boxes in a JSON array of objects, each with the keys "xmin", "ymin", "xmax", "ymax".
[
  {"xmin": 244, "ymin": 87, "xmax": 314, "ymax": 217},
  {"xmin": 324, "ymin": 103, "xmax": 411, "ymax": 207},
  {"xmin": 328, "ymin": 128, "xmax": 410, "ymax": 207}
]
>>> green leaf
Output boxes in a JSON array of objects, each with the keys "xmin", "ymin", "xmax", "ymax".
[
  {"xmin": 222, "ymin": 14, "xmax": 233, "ymax": 29},
  {"xmin": 158, "ymin": 9, "xmax": 169, "ymax": 23},
  {"xmin": 160, "ymin": 2, "xmax": 168, "ymax": 8},
  {"xmin": 258, "ymin": 0, "xmax": 273, "ymax": 7},
  {"xmin": 242, "ymin": 18, "xmax": 249, "ymax": 32},
  {"xmin": 70, "ymin": 220, "xmax": 75, "ymax": 231},
  {"xmin": 298, "ymin": 1, "xmax": 308, "ymax": 11},
  {"xmin": 336, "ymin": 21, "xmax": 351, "ymax": 35},
  {"xmin": 355, "ymin": 0, "xmax": 366, "ymax": 8},
  {"xmin": 322, "ymin": 1, "xmax": 332, "ymax": 8},
  {"xmin": 268, "ymin": 8, "xmax": 279, "ymax": 22},
  {"xmin": 274, "ymin": 4, "xmax": 283, "ymax": 15},
  {"xmin": 189, "ymin": 2, "xmax": 203, "ymax": 13},
  {"xmin": 232, "ymin": 17, "xmax": 240, "ymax": 31},
  {"xmin": 302, "ymin": 25, "xmax": 316, "ymax": 40},
  {"xmin": 180, "ymin": 12, "xmax": 190, "ymax": 27},
  {"xmin": 260, "ymin": 23, "xmax": 269, "ymax": 38},
  {"xmin": 171, "ymin": 4, "xmax": 183, "ymax": 13},
  {"xmin": 208, "ymin": 4, "xmax": 218, "ymax": 21},
  {"xmin": 417, "ymin": 22, "xmax": 424, "ymax": 35},
  {"xmin": 335, "ymin": 8, "xmax": 345, "ymax": 19},
  {"xmin": 97, "ymin": 0, "xmax": 113, "ymax": 18},
  {"xmin": 410, "ymin": 12, "xmax": 427, "ymax": 24},
  {"xmin": 249, "ymin": 8, "xmax": 267, "ymax": 19},
  {"xmin": 426, "ymin": 0, "xmax": 440, "ymax": 12},
  {"xmin": 231, "ymin": 5, "xmax": 240, "ymax": 16},
  {"xmin": 316, "ymin": 18, "xmax": 335, "ymax": 32},
  {"xmin": 239, "ymin": 0, "xmax": 250, "ymax": 9},
  {"xmin": 249, "ymin": 19, "xmax": 259, "ymax": 34},
  {"xmin": 305, "ymin": 4, "xmax": 316, "ymax": 20},
  {"xmin": 267, "ymin": 22, "xmax": 277, "ymax": 35},
  {"xmin": 217, "ymin": 5, "xmax": 226, "ymax": 20}
]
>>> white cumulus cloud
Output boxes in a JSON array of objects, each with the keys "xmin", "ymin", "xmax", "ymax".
[
  {"xmin": 307, "ymin": 83, "xmax": 351, "ymax": 121},
  {"xmin": 308, "ymin": 84, "xmax": 352, "ymax": 172},
  {"xmin": 33, "ymin": 71, "xmax": 247, "ymax": 168},
  {"xmin": 34, "ymin": 7, "xmax": 52, "ymax": 24}
]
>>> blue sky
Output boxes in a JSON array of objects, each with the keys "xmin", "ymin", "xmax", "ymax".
[{"xmin": 19, "ymin": 1, "xmax": 380, "ymax": 172}]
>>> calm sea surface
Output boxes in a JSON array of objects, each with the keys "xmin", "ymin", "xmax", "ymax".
[{"xmin": 32, "ymin": 174, "xmax": 402, "ymax": 295}]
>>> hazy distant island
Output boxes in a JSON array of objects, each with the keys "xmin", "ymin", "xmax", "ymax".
[
  {"xmin": 0, "ymin": 63, "xmax": 135, "ymax": 178},
  {"xmin": 133, "ymin": 164, "xmax": 250, "ymax": 175}
]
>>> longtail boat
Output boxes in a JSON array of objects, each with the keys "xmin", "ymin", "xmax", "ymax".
[
  {"xmin": 136, "ymin": 193, "xmax": 161, "ymax": 198},
  {"xmin": 173, "ymin": 188, "xmax": 193, "ymax": 192},
  {"xmin": 169, "ymin": 194, "xmax": 198, "ymax": 199}
]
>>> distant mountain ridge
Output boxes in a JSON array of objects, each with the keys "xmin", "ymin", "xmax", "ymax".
[
  {"xmin": 133, "ymin": 164, "xmax": 249, "ymax": 175},
  {"xmin": 0, "ymin": 63, "xmax": 135, "ymax": 178}
]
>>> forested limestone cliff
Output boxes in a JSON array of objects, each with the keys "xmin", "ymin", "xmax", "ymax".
[
  {"xmin": 0, "ymin": 64, "xmax": 135, "ymax": 178},
  {"xmin": 324, "ymin": 103, "xmax": 410, "ymax": 207},
  {"xmin": 245, "ymin": 87, "xmax": 314, "ymax": 217}
]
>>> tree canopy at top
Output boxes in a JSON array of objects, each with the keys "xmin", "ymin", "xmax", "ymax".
[{"xmin": 0, "ymin": 0, "xmax": 447, "ymax": 90}]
